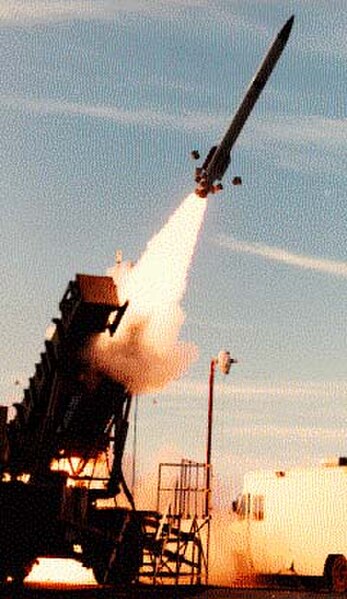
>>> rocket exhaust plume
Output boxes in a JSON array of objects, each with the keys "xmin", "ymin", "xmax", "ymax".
[{"xmin": 90, "ymin": 193, "xmax": 207, "ymax": 394}]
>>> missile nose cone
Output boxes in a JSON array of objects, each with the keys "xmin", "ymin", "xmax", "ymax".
[{"xmin": 279, "ymin": 15, "xmax": 295, "ymax": 44}]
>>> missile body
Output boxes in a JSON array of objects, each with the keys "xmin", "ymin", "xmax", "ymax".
[{"xmin": 195, "ymin": 15, "xmax": 294, "ymax": 198}]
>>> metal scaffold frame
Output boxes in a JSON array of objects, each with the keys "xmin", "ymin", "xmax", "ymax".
[{"xmin": 140, "ymin": 459, "xmax": 210, "ymax": 585}]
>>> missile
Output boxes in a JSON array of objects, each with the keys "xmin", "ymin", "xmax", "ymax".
[{"xmin": 194, "ymin": 15, "xmax": 294, "ymax": 198}]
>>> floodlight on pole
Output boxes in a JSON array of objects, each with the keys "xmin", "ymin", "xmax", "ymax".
[
  {"xmin": 205, "ymin": 350, "xmax": 237, "ymax": 514},
  {"xmin": 205, "ymin": 350, "xmax": 237, "ymax": 583}
]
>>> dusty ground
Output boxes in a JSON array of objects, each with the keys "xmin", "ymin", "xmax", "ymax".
[{"xmin": 0, "ymin": 584, "xmax": 342, "ymax": 599}]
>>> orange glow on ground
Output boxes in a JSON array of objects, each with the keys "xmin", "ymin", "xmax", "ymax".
[{"xmin": 26, "ymin": 559, "xmax": 96, "ymax": 585}]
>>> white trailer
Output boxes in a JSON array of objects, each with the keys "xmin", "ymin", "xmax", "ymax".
[{"xmin": 233, "ymin": 457, "xmax": 347, "ymax": 591}]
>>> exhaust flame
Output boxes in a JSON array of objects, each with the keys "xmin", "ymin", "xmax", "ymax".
[{"xmin": 90, "ymin": 193, "xmax": 207, "ymax": 394}]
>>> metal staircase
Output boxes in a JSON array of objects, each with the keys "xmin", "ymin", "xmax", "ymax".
[{"xmin": 140, "ymin": 460, "xmax": 209, "ymax": 585}]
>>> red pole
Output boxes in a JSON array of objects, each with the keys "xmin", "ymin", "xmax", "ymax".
[
  {"xmin": 205, "ymin": 358, "xmax": 216, "ymax": 585},
  {"xmin": 205, "ymin": 351, "xmax": 236, "ymax": 584},
  {"xmin": 205, "ymin": 358, "xmax": 215, "ymax": 518}
]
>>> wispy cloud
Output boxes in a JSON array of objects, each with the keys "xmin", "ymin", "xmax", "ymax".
[
  {"xmin": 3, "ymin": 94, "xmax": 346, "ymax": 149},
  {"xmin": 0, "ymin": 94, "xmax": 223, "ymax": 132},
  {"xmin": 232, "ymin": 423, "xmax": 347, "ymax": 441},
  {"xmin": 158, "ymin": 378, "xmax": 347, "ymax": 400},
  {"xmin": 0, "ymin": 0, "xmax": 103, "ymax": 25},
  {"xmin": 215, "ymin": 235, "xmax": 347, "ymax": 279},
  {"xmin": 251, "ymin": 116, "xmax": 347, "ymax": 148},
  {"xmin": 0, "ymin": 0, "xmax": 209, "ymax": 26}
]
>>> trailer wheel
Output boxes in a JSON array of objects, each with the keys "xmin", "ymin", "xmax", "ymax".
[
  {"xmin": 8, "ymin": 559, "xmax": 36, "ymax": 586},
  {"xmin": 0, "ymin": 560, "xmax": 34, "ymax": 587},
  {"xmin": 92, "ymin": 534, "xmax": 142, "ymax": 585},
  {"xmin": 106, "ymin": 516, "xmax": 143, "ymax": 585},
  {"xmin": 85, "ymin": 516, "xmax": 143, "ymax": 586},
  {"xmin": 324, "ymin": 554, "xmax": 347, "ymax": 592}
]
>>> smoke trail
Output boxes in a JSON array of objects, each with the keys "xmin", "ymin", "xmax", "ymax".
[{"xmin": 89, "ymin": 193, "xmax": 207, "ymax": 394}]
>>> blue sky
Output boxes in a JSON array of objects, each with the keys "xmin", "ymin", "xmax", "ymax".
[{"xmin": 0, "ymin": 0, "xmax": 346, "ymax": 502}]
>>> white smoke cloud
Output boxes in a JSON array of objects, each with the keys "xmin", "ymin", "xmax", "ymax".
[
  {"xmin": 216, "ymin": 235, "xmax": 347, "ymax": 278},
  {"xmin": 89, "ymin": 193, "xmax": 207, "ymax": 394}
]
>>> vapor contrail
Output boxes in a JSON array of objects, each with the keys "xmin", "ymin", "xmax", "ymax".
[{"xmin": 216, "ymin": 235, "xmax": 347, "ymax": 278}]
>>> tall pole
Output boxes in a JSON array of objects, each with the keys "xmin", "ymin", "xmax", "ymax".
[
  {"xmin": 204, "ymin": 350, "xmax": 236, "ymax": 585},
  {"xmin": 131, "ymin": 395, "xmax": 138, "ymax": 499},
  {"xmin": 205, "ymin": 358, "xmax": 215, "ymax": 518},
  {"xmin": 205, "ymin": 357, "xmax": 216, "ymax": 585}
]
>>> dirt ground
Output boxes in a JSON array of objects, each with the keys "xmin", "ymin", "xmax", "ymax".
[{"xmin": 0, "ymin": 584, "xmax": 343, "ymax": 599}]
